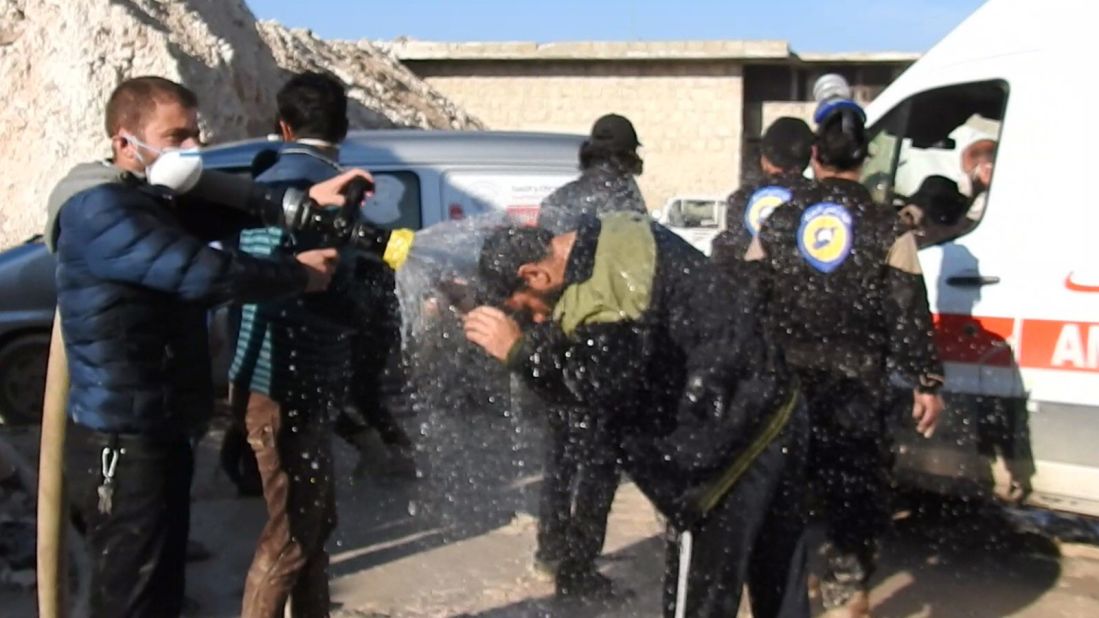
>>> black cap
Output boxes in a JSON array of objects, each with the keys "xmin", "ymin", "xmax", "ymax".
[
  {"xmin": 590, "ymin": 114, "xmax": 641, "ymax": 150},
  {"xmin": 477, "ymin": 226, "xmax": 555, "ymax": 307},
  {"xmin": 906, "ymin": 175, "xmax": 968, "ymax": 225},
  {"xmin": 761, "ymin": 117, "xmax": 814, "ymax": 172}
]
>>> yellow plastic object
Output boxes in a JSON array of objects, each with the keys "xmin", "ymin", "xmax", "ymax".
[
  {"xmin": 37, "ymin": 308, "xmax": 70, "ymax": 618},
  {"xmin": 383, "ymin": 228, "xmax": 415, "ymax": 271}
]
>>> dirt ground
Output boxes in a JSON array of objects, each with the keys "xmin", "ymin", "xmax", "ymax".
[{"xmin": 2, "ymin": 406, "xmax": 1098, "ymax": 617}]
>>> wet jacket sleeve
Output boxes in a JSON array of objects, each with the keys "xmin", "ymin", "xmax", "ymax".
[
  {"xmin": 66, "ymin": 186, "xmax": 308, "ymax": 306},
  {"xmin": 506, "ymin": 320, "xmax": 646, "ymax": 411},
  {"xmin": 883, "ymin": 231, "xmax": 945, "ymax": 391},
  {"xmin": 175, "ymin": 196, "xmax": 266, "ymax": 243},
  {"xmin": 536, "ymin": 186, "xmax": 576, "ymax": 234},
  {"xmin": 710, "ymin": 189, "xmax": 750, "ymax": 270}
]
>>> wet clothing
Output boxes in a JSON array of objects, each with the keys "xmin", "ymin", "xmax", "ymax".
[
  {"xmin": 56, "ymin": 180, "xmax": 305, "ymax": 439},
  {"xmin": 748, "ymin": 177, "xmax": 943, "ymax": 608},
  {"xmin": 802, "ymin": 371, "xmax": 893, "ymax": 608},
  {"xmin": 66, "ymin": 424, "xmax": 193, "ymax": 618},
  {"xmin": 662, "ymin": 407, "xmax": 809, "ymax": 618},
  {"xmin": 749, "ymin": 178, "xmax": 943, "ymax": 394},
  {"xmin": 536, "ymin": 161, "xmax": 646, "ymax": 234},
  {"xmin": 230, "ymin": 144, "xmax": 344, "ymax": 618},
  {"xmin": 505, "ymin": 212, "xmax": 808, "ymax": 616},
  {"xmin": 53, "ymin": 171, "xmax": 306, "ymax": 618},
  {"xmin": 711, "ymin": 172, "xmax": 813, "ymax": 272},
  {"xmin": 234, "ymin": 389, "xmax": 337, "ymax": 618},
  {"xmin": 533, "ymin": 163, "xmax": 643, "ymax": 579},
  {"xmin": 230, "ymin": 143, "xmax": 406, "ymax": 617},
  {"xmin": 535, "ymin": 404, "xmax": 619, "ymax": 579},
  {"xmin": 230, "ymin": 144, "xmax": 356, "ymax": 403},
  {"xmin": 342, "ymin": 258, "xmax": 411, "ymax": 450}
]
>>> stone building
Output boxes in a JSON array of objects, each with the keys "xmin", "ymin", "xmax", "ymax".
[{"xmin": 392, "ymin": 40, "xmax": 915, "ymax": 209}]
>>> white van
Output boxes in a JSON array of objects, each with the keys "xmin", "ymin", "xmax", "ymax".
[
  {"xmin": 202, "ymin": 130, "xmax": 585, "ymax": 228},
  {"xmin": 653, "ymin": 195, "xmax": 727, "ymax": 255},
  {"xmin": 859, "ymin": 0, "xmax": 1099, "ymax": 516}
]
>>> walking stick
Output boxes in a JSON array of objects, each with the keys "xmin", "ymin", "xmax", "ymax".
[{"xmin": 37, "ymin": 308, "xmax": 70, "ymax": 618}]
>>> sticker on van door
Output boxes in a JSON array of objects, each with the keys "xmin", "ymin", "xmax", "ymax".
[{"xmin": 442, "ymin": 171, "xmax": 579, "ymax": 222}]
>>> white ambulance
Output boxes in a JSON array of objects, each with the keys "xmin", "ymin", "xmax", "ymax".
[{"xmin": 860, "ymin": 0, "xmax": 1099, "ymax": 516}]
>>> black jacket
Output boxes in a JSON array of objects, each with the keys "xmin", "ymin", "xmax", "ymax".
[
  {"xmin": 711, "ymin": 171, "xmax": 814, "ymax": 270},
  {"xmin": 56, "ymin": 180, "xmax": 307, "ymax": 439},
  {"xmin": 506, "ymin": 213, "xmax": 797, "ymax": 524},
  {"xmin": 751, "ymin": 178, "xmax": 943, "ymax": 392},
  {"xmin": 229, "ymin": 145, "xmax": 363, "ymax": 403},
  {"xmin": 536, "ymin": 161, "xmax": 646, "ymax": 233}
]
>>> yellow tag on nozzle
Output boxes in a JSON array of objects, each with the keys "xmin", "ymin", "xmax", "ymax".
[{"xmin": 383, "ymin": 228, "xmax": 415, "ymax": 270}]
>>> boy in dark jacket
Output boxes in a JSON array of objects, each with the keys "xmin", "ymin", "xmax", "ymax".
[
  {"xmin": 228, "ymin": 71, "xmax": 412, "ymax": 618},
  {"xmin": 464, "ymin": 212, "xmax": 810, "ymax": 618},
  {"xmin": 54, "ymin": 76, "xmax": 343, "ymax": 618}
]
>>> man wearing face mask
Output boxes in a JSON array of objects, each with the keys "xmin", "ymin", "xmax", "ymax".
[{"xmin": 51, "ymin": 76, "xmax": 351, "ymax": 618}]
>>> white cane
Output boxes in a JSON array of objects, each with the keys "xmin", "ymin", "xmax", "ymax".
[{"xmin": 674, "ymin": 529, "xmax": 694, "ymax": 618}]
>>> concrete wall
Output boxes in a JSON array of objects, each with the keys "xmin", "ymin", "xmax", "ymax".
[
  {"xmin": 411, "ymin": 60, "xmax": 744, "ymax": 209},
  {"xmin": 394, "ymin": 42, "xmax": 918, "ymax": 209},
  {"xmin": 760, "ymin": 101, "xmax": 818, "ymax": 134}
]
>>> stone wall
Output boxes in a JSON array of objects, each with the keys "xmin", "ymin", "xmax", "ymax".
[{"xmin": 413, "ymin": 60, "xmax": 744, "ymax": 209}]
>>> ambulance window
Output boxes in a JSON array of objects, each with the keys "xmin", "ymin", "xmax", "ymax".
[
  {"xmin": 360, "ymin": 171, "xmax": 422, "ymax": 230},
  {"xmin": 861, "ymin": 80, "xmax": 1008, "ymax": 247}
]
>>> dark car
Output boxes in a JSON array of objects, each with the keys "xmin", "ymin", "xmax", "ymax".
[{"xmin": 0, "ymin": 238, "xmax": 56, "ymax": 423}]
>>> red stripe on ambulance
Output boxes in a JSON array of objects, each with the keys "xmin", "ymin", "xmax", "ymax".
[
  {"xmin": 1019, "ymin": 319, "xmax": 1099, "ymax": 373},
  {"xmin": 933, "ymin": 314, "xmax": 1015, "ymax": 367},
  {"xmin": 933, "ymin": 314, "xmax": 1099, "ymax": 373}
]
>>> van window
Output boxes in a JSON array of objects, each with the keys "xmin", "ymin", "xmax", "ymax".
[
  {"xmin": 361, "ymin": 171, "xmax": 422, "ymax": 230},
  {"xmin": 667, "ymin": 199, "xmax": 721, "ymax": 229},
  {"xmin": 861, "ymin": 80, "xmax": 1008, "ymax": 247}
]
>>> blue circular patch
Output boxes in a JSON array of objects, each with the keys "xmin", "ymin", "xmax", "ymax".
[
  {"xmin": 743, "ymin": 186, "xmax": 792, "ymax": 236},
  {"xmin": 797, "ymin": 202, "xmax": 853, "ymax": 273}
]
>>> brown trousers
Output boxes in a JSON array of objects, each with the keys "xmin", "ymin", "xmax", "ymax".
[{"xmin": 233, "ymin": 387, "xmax": 337, "ymax": 618}]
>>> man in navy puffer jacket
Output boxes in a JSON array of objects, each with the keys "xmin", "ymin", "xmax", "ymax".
[{"xmin": 54, "ymin": 76, "xmax": 343, "ymax": 618}]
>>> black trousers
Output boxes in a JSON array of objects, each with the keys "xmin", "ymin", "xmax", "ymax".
[
  {"xmin": 536, "ymin": 404, "xmax": 620, "ymax": 578},
  {"xmin": 801, "ymin": 372, "xmax": 892, "ymax": 609},
  {"xmin": 66, "ymin": 423, "xmax": 194, "ymax": 618},
  {"xmin": 663, "ymin": 404, "xmax": 810, "ymax": 618}
]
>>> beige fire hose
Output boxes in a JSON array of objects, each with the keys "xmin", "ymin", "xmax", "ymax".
[{"xmin": 37, "ymin": 308, "xmax": 70, "ymax": 618}]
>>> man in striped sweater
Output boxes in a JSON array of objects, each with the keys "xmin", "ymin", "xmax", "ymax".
[{"xmin": 229, "ymin": 71, "xmax": 361, "ymax": 618}]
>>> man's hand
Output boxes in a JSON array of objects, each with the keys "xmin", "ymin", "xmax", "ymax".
[
  {"xmin": 463, "ymin": 306, "xmax": 522, "ymax": 362},
  {"xmin": 308, "ymin": 169, "xmax": 375, "ymax": 207},
  {"xmin": 296, "ymin": 248, "xmax": 340, "ymax": 292},
  {"xmin": 912, "ymin": 390, "xmax": 945, "ymax": 438}
]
